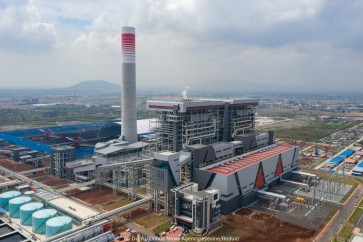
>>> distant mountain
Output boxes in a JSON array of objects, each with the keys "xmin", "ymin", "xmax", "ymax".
[{"xmin": 66, "ymin": 80, "xmax": 120, "ymax": 94}]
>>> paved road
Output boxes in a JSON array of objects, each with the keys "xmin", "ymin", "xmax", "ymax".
[
  {"xmin": 319, "ymin": 185, "xmax": 363, "ymax": 241},
  {"xmin": 124, "ymin": 220, "xmax": 164, "ymax": 242}
]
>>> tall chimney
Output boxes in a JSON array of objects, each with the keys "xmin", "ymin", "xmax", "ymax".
[{"xmin": 120, "ymin": 26, "xmax": 137, "ymax": 143}]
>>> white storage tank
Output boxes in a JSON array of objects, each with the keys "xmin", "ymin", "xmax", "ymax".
[
  {"xmin": 20, "ymin": 202, "xmax": 44, "ymax": 225},
  {"xmin": 85, "ymin": 231, "xmax": 114, "ymax": 242},
  {"xmin": 65, "ymin": 224, "xmax": 102, "ymax": 241},
  {"xmin": 9, "ymin": 196, "xmax": 32, "ymax": 218},
  {"xmin": 0, "ymin": 190, "xmax": 21, "ymax": 210},
  {"xmin": 46, "ymin": 216, "xmax": 72, "ymax": 238},
  {"xmin": 32, "ymin": 209, "xmax": 57, "ymax": 234},
  {"xmin": 24, "ymin": 191, "xmax": 35, "ymax": 198}
]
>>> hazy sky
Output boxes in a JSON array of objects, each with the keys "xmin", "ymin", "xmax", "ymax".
[{"xmin": 0, "ymin": 0, "xmax": 362, "ymax": 93}]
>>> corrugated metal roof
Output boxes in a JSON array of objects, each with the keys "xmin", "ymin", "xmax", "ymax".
[
  {"xmin": 329, "ymin": 157, "xmax": 344, "ymax": 164},
  {"xmin": 113, "ymin": 119, "xmax": 156, "ymax": 135},
  {"xmin": 206, "ymin": 145, "xmax": 295, "ymax": 175},
  {"xmin": 344, "ymin": 158, "xmax": 356, "ymax": 164},
  {"xmin": 339, "ymin": 149, "xmax": 355, "ymax": 158}
]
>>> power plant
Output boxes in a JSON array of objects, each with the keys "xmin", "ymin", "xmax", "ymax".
[{"xmin": 0, "ymin": 26, "xmax": 334, "ymax": 241}]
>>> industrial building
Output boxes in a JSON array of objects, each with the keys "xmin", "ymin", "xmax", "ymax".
[
  {"xmin": 147, "ymin": 99, "xmax": 258, "ymax": 152},
  {"xmin": 171, "ymin": 183, "xmax": 220, "ymax": 233},
  {"xmin": 50, "ymin": 146, "xmax": 75, "ymax": 178}
]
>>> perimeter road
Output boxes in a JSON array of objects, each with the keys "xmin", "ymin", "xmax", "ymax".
[{"xmin": 319, "ymin": 184, "xmax": 363, "ymax": 241}]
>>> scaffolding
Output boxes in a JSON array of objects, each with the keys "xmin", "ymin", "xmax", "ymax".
[{"xmin": 95, "ymin": 159, "xmax": 153, "ymax": 200}]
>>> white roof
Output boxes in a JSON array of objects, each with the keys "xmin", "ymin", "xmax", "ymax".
[
  {"xmin": 351, "ymin": 235, "xmax": 363, "ymax": 242},
  {"xmin": 48, "ymin": 197, "xmax": 100, "ymax": 220},
  {"xmin": 147, "ymin": 99, "xmax": 259, "ymax": 113},
  {"xmin": 113, "ymin": 119, "xmax": 156, "ymax": 135}
]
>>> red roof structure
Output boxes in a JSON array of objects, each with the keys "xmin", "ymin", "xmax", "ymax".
[{"xmin": 206, "ymin": 145, "xmax": 295, "ymax": 175}]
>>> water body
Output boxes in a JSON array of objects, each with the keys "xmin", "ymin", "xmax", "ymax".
[{"xmin": 0, "ymin": 219, "xmax": 26, "ymax": 242}]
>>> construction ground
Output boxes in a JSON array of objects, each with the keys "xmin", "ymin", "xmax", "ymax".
[
  {"xmin": 71, "ymin": 187, "xmax": 136, "ymax": 211},
  {"xmin": 0, "ymin": 155, "xmax": 45, "ymax": 172},
  {"xmin": 209, "ymin": 208, "xmax": 316, "ymax": 242}
]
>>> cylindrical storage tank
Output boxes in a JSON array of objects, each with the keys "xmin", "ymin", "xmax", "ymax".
[
  {"xmin": 46, "ymin": 216, "xmax": 72, "ymax": 238},
  {"xmin": 9, "ymin": 196, "xmax": 32, "ymax": 218},
  {"xmin": 85, "ymin": 231, "xmax": 114, "ymax": 242},
  {"xmin": 24, "ymin": 191, "xmax": 35, "ymax": 197},
  {"xmin": 66, "ymin": 225, "xmax": 102, "ymax": 241},
  {"xmin": 0, "ymin": 191, "xmax": 21, "ymax": 210},
  {"xmin": 20, "ymin": 202, "xmax": 44, "ymax": 225},
  {"xmin": 32, "ymin": 209, "xmax": 57, "ymax": 234}
]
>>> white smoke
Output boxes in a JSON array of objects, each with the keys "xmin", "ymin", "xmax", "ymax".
[{"xmin": 181, "ymin": 85, "xmax": 190, "ymax": 99}]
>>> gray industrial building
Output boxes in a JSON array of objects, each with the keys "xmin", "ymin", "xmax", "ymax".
[
  {"xmin": 171, "ymin": 183, "xmax": 220, "ymax": 233},
  {"xmin": 148, "ymin": 98, "xmax": 300, "ymax": 231},
  {"xmin": 50, "ymin": 146, "xmax": 75, "ymax": 178},
  {"xmin": 147, "ymin": 99, "xmax": 258, "ymax": 152}
]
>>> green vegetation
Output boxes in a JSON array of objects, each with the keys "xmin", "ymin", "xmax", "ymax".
[
  {"xmin": 257, "ymin": 109, "xmax": 329, "ymax": 119},
  {"xmin": 102, "ymin": 199, "xmax": 133, "ymax": 211},
  {"xmin": 153, "ymin": 221, "xmax": 173, "ymax": 234},
  {"xmin": 0, "ymin": 104, "xmax": 121, "ymax": 126},
  {"xmin": 273, "ymin": 121, "xmax": 355, "ymax": 142},
  {"xmin": 348, "ymin": 208, "xmax": 363, "ymax": 225},
  {"xmin": 338, "ymin": 226, "xmax": 353, "ymax": 239},
  {"xmin": 358, "ymin": 198, "xmax": 363, "ymax": 207},
  {"xmin": 323, "ymin": 208, "xmax": 338, "ymax": 225},
  {"xmin": 341, "ymin": 183, "xmax": 358, "ymax": 204},
  {"xmin": 134, "ymin": 213, "xmax": 171, "ymax": 229}
]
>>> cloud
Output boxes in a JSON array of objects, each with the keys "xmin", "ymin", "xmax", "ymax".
[
  {"xmin": 0, "ymin": 0, "xmax": 363, "ymax": 93},
  {"xmin": 0, "ymin": 0, "xmax": 56, "ymax": 53}
]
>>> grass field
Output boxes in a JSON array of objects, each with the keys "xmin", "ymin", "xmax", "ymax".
[
  {"xmin": 102, "ymin": 199, "xmax": 134, "ymax": 211},
  {"xmin": 134, "ymin": 213, "xmax": 171, "ymax": 229},
  {"xmin": 273, "ymin": 121, "xmax": 355, "ymax": 142},
  {"xmin": 348, "ymin": 208, "xmax": 363, "ymax": 225},
  {"xmin": 153, "ymin": 221, "xmax": 174, "ymax": 234},
  {"xmin": 338, "ymin": 226, "xmax": 353, "ymax": 239},
  {"xmin": 359, "ymin": 198, "xmax": 363, "ymax": 207},
  {"xmin": 323, "ymin": 208, "xmax": 338, "ymax": 225}
]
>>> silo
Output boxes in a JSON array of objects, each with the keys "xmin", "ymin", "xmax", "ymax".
[
  {"xmin": 46, "ymin": 216, "xmax": 72, "ymax": 238},
  {"xmin": 20, "ymin": 202, "xmax": 44, "ymax": 225},
  {"xmin": 32, "ymin": 209, "xmax": 57, "ymax": 234},
  {"xmin": 9, "ymin": 196, "xmax": 32, "ymax": 218},
  {"xmin": 0, "ymin": 190, "xmax": 21, "ymax": 210}
]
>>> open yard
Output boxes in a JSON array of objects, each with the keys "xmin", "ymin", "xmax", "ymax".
[
  {"xmin": 0, "ymin": 156, "xmax": 35, "ymax": 172},
  {"xmin": 134, "ymin": 213, "xmax": 171, "ymax": 229},
  {"xmin": 102, "ymin": 198, "xmax": 134, "ymax": 211},
  {"xmin": 209, "ymin": 208, "xmax": 316, "ymax": 242},
  {"xmin": 33, "ymin": 174, "xmax": 70, "ymax": 188},
  {"xmin": 72, "ymin": 187, "xmax": 125, "ymax": 205},
  {"xmin": 264, "ymin": 121, "xmax": 356, "ymax": 142}
]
